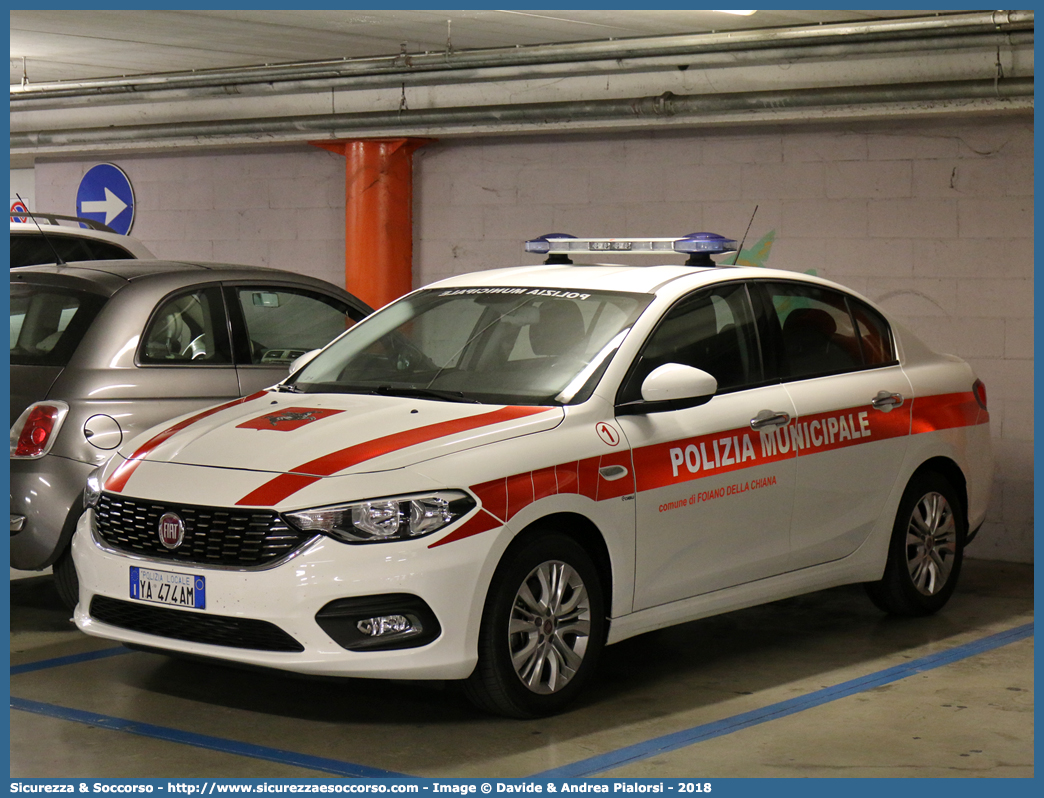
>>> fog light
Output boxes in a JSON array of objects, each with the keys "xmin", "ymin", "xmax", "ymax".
[
  {"xmin": 357, "ymin": 614, "xmax": 416, "ymax": 638},
  {"xmin": 315, "ymin": 594, "xmax": 442, "ymax": 651}
]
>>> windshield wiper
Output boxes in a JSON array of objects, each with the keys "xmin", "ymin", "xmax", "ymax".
[
  {"xmin": 372, "ymin": 385, "xmax": 481, "ymax": 403},
  {"xmin": 273, "ymin": 383, "xmax": 302, "ymax": 393},
  {"xmin": 283, "ymin": 383, "xmax": 479, "ymax": 402}
]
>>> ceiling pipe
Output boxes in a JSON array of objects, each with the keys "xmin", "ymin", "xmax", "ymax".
[
  {"xmin": 12, "ymin": 30, "xmax": 1033, "ymax": 110},
  {"xmin": 12, "ymin": 78, "xmax": 1033, "ymax": 154},
  {"xmin": 10, "ymin": 10, "xmax": 1033, "ymax": 101}
]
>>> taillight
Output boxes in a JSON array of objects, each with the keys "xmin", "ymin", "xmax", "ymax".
[
  {"xmin": 973, "ymin": 379, "xmax": 988, "ymax": 411},
  {"xmin": 10, "ymin": 401, "xmax": 70, "ymax": 459}
]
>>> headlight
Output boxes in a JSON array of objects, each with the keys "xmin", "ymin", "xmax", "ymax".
[
  {"xmin": 84, "ymin": 465, "xmax": 104, "ymax": 509},
  {"xmin": 283, "ymin": 491, "xmax": 476, "ymax": 543}
]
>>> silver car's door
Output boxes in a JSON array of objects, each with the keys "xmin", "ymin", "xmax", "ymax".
[{"xmin": 101, "ymin": 284, "xmax": 242, "ymax": 446}]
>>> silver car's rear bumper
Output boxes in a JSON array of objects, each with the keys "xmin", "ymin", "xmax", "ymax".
[{"xmin": 10, "ymin": 454, "xmax": 94, "ymax": 570}]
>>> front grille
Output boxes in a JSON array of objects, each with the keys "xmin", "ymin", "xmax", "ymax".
[
  {"xmin": 95, "ymin": 493, "xmax": 315, "ymax": 567},
  {"xmin": 90, "ymin": 595, "xmax": 304, "ymax": 652}
]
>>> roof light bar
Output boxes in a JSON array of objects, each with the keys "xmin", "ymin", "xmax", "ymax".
[{"xmin": 524, "ymin": 232, "xmax": 738, "ymax": 266}]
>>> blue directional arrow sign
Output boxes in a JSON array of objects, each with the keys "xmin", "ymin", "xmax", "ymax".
[{"xmin": 76, "ymin": 163, "xmax": 135, "ymax": 235}]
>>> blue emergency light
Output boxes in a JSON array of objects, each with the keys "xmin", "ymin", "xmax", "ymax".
[{"xmin": 524, "ymin": 232, "xmax": 737, "ymax": 266}]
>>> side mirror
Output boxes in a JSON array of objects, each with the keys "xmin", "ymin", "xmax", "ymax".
[
  {"xmin": 288, "ymin": 348, "xmax": 322, "ymax": 375},
  {"xmin": 641, "ymin": 363, "xmax": 718, "ymax": 403},
  {"xmin": 617, "ymin": 363, "xmax": 718, "ymax": 415}
]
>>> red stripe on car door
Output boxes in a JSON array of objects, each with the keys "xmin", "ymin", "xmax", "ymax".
[
  {"xmin": 429, "ymin": 390, "xmax": 988, "ymax": 548},
  {"xmin": 911, "ymin": 391, "xmax": 985, "ymax": 433}
]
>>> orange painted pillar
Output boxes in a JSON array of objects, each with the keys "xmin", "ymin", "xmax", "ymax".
[{"xmin": 312, "ymin": 138, "xmax": 431, "ymax": 309}]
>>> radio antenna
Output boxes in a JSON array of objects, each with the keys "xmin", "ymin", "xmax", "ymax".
[
  {"xmin": 731, "ymin": 205, "xmax": 758, "ymax": 265},
  {"xmin": 15, "ymin": 193, "xmax": 65, "ymax": 266}
]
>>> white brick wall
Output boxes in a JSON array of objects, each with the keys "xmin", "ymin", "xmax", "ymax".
[
  {"xmin": 412, "ymin": 118, "xmax": 1033, "ymax": 563},
  {"xmin": 30, "ymin": 116, "xmax": 1033, "ymax": 562},
  {"xmin": 34, "ymin": 148, "xmax": 348, "ymax": 287}
]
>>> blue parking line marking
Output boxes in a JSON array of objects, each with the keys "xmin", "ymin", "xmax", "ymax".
[
  {"xmin": 10, "ymin": 623, "xmax": 1031, "ymax": 778},
  {"xmin": 533, "ymin": 622, "xmax": 1034, "ymax": 778},
  {"xmin": 10, "ymin": 696, "xmax": 406, "ymax": 778},
  {"xmin": 11, "ymin": 646, "xmax": 131, "ymax": 675}
]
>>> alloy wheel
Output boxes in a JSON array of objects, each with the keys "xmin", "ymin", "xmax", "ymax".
[
  {"xmin": 508, "ymin": 560, "xmax": 591, "ymax": 694},
  {"xmin": 905, "ymin": 491, "xmax": 957, "ymax": 596}
]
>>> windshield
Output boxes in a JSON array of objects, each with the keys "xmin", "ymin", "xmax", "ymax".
[
  {"xmin": 10, "ymin": 282, "xmax": 107, "ymax": 367},
  {"xmin": 290, "ymin": 287, "xmax": 653, "ymax": 405}
]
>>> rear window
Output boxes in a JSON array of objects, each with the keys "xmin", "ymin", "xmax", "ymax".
[
  {"xmin": 10, "ymin": 283, "xmax": 107, "ymax": 366},
  {"xmin": 10, "ymin": 233, "xmax": 135, "ymax": 268}
]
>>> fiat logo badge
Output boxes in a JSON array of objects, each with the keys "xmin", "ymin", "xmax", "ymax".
[{"xmin": 158, "ymin": 512, "xmax": 185, "ymax": 550}]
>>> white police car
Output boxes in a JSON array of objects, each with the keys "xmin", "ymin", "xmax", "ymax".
[{"xmin": 72, "ymin": 233, "xmax": 993, "ymax": 717}]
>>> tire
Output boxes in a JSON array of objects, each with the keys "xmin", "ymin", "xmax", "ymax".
[
  {"xmin": 53, "ymin": 545, "xmax": 80, "ymax": 612},
  {"xmin": 865, "ymin": 472, "xmax": 966, "ymax": 616},
  {"xmin": 464, "ymin": 531, "xmax": 606, "ymax": 718}
]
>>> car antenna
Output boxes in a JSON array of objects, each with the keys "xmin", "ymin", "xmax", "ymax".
[
  {"xmin": 15, "ymin": 194, "xmax": 66, "ymax": 266},
  {"xmin": 731, "ymin": 205, "xmax": 758, "ymax": 266}
]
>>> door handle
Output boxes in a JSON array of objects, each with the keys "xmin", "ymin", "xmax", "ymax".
[
  {"xmin": 871, "ymin": 390, "xmax": 904, "ymax": 412},
  {"xmin": 750, "ymin": 409, "xmax": 791, "ymax": 430}
]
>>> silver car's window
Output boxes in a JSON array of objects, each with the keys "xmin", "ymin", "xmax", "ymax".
[
  {"xmin": 234, "ymin": 288, "xmax": 360, "ymax": 366},
  {"xmin": 291, "ymin": 287, "xmax": 652, "ymax": 405},
  {"xmin": 140, "ymin": 287, "xmax": 232, "ymax": 365},
  {"xmin": 9, "ymin": 283, "xmax": 106, "ymax": 367}
]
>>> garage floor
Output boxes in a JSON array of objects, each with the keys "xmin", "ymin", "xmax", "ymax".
[{"xmin": 10, "ymin": 558, "xmax": 1033, "ymax": 779}]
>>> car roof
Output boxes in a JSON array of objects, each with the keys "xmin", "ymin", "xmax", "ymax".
[
  {"xmin": 10, "ymin": 220, "xmax": 155, "ymax": 259},
  {"xmin": 431, "ymin": 262, "xmax": 709, "ymax": 294},
  {"xmin": 10, "ymin": 259, "xmax": 373, "ymax": 310},
  {"xmin": 15, "ymin": 259, "xmax": 282, "ymax": 280},
  {"xmin": 429, "ymin": 260, "xmax": 849, "ymax": 298}
]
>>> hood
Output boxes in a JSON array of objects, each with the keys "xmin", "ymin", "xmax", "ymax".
[{"xmin": 111, "ymin": 391, "xmax": 563, "ymax": 481}]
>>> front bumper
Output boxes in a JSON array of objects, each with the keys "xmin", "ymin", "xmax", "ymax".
[{"xmin": 71, "ymin": 509, "xmax": 498, "ymax": 680}]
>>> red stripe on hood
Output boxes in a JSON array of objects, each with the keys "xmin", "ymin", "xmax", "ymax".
[
  {"xmin": 105, "ymin": 392, "xmax": 269, "ymax": 494},
  {"xmin": 236, "ymin": 405, "xmax": 550, "ymax": 507}
]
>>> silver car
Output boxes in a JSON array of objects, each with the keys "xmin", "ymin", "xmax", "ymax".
[{"xmin": 11, "ymin": 260, "xmax": 371, "ymax": 607}]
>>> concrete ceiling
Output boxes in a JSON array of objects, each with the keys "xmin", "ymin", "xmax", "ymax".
[
  {"xmin": 11, "ymin": 9, "xmax": 949, "ymax": 86},
  {"xmin": 11, "ymin": 9, "xmax": 1031, "ymax": 162}
]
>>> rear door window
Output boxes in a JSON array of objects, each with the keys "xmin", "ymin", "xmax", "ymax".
[
  {"xmin": 761, "ymin": 282, "xmax": 863, "ymax": 380},
  {"xmin": 850, "ymin": 300, "xmax": 897, "ymax": 366}
]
